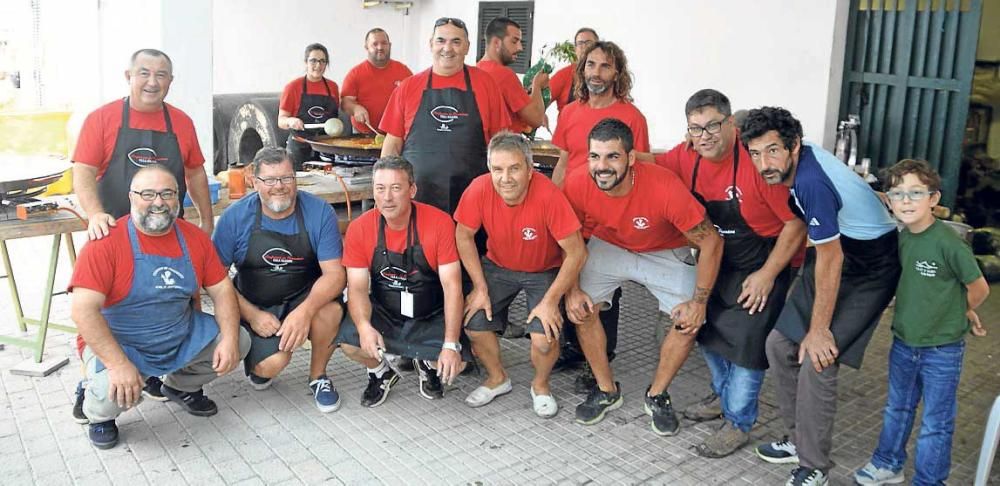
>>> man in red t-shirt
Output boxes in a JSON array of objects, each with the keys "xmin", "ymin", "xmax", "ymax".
[
  {"xmin": 476, "ymin": 17, "xmax": 548, "ymax": 135},
  {"xmin": 72, "ymin": 48, "xmax": 214, "ymax": 241},
  {"xmin": 653, "ymin": 89, "xmax": 806, "ymax": 458},
  {"xmin": 550, "ymin": 41, "xmax": 649, "ymax": 186},
  {"xmin": 341, "ymin": 28, "xmax": 413, "ymax": 135},
  {"xmin": 547, "ymin": 27, "xmax": 598, "ymax": 113},
  {"xmin": 379, "ymin": 17, "xmax": 510, "ymax": 214},
  {"xmin": 454, "ymin": 132, "xmax": 585, "ymax": 417},
  {"xmin": 335, "ymin": 156, "xmax": 469, "ymax": 407},
  {"xmin": 70, "ymin": 165, "xmax": 249, "ymax": 449},
  {"xmin": 563, "ymin": 119, "xmax": 723, "ymax": 430}
]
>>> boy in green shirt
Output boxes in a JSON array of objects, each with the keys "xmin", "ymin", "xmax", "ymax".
[{"xmin": 855, "ymin": 159, "xmax": 989, "ymax": 486}]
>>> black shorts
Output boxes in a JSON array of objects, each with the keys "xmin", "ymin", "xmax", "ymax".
[
  {"xmin": 242, "ymin": 290, "xmax": 343, "ymax": 375},
  {"xmin": 335, "ymin": 306, "xmax": 472, "ymax": 362},
  {"xmin": 464, "ymin": 257, "xmax": 558, "ymax": 335}
]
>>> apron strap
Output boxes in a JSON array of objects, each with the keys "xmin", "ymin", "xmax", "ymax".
[
  {"xmin": 376, "ymin": 207, "xmax": 419, "ymax": 280},
  {"xmin": 302, "ymin": 75, "xmax": 333, "ymax": 99},
  {"xmin": 690, "ymin": 141, "xmax": 740, "ymax": 195},
  {"xmin": 121, "ymin": 97, "xmax": 174, "ymax": 134}
]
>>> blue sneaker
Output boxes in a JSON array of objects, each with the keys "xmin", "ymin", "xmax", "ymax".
[
  {"xmin": 88, "ymin": 420, "xmax": 119, "ymax": 449},
  {"xmin": 309, "ymin": 376, "xmax": 341, "ymax": 413}
]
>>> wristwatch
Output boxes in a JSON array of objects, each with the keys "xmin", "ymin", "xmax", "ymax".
[{"xmin": 442, "ymin": 342, "xmax": 462, "ymax": 353}]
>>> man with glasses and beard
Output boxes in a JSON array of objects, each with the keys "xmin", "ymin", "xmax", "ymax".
[
  {"xmin": 563, "ymin": 119, "xmax": 722, "ymax": 427},
  {"xmin": 379, "ymin": 17, "xmax": 510, "ymax": 215},
  {"xmin": 70, "ymin": 165, "xmax": 249, "ymax": 449},
  {"xmin": 477, "ymin": 17, "xmax": 548, "ymax": 135},
  {"xmin": 341, "ymin": 28, "xmax": 413, "ymax": 135},
  {"xmin": 212, "ymin": 148, "xmax": 347, "ymax": 413}
]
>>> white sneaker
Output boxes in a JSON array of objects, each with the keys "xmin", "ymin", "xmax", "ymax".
[
  {"xmin": 464, "ymin": 378, "xmax": 512, "ymax": 407},
  {"xmin": 786, "ymin": 467, "xmax": 828, "ymax": 486},
  {"xmin": 854, "ymin": 462, "xmax": 904, "ymax": 485},
  {"xmin": 530, "ymin": 387, "xmax": 558, "ymax": 418}
]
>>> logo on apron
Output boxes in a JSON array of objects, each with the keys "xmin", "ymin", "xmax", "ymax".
[
  {"xmin": 261, "ymin": 247, "xmax": 302, "ymax": 272},
  {"xmin": 521, "ymin": 227, "xmax": 538, "ymax": 241},
  {"xmin": 152, "ymin": 266, "xmax": 185, "ymax": 290},
  {"xmin": 127, "ymin": 147, "xmax": 167, "ymax": 167},
  {"xmin": 306, "ymin": 106, "xmax": 326, "ymax": 121},
  {"xmin": 724, "ymin": 185, "xmax": 743, "ymax": 202},
  {"xmin": 632, "ymin": 217, "xmax": 650, "ymax": 230},
  {"xmin": 430, "ymin": 105, "xmax": 467, "ymax": 132},
  {"xmin": 378, "ymin": 265, "xmax": 409, "ymax": 289},
  {"xmin": 714, "ymin": 224, "xmax": 737, "ymax": 236}
]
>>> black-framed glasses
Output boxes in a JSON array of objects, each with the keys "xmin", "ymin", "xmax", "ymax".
[
  {"xmin": 886, "ymin": 189, "xmax": 936, "ymax": 202},
  {"xmin": 256, "ymin": 176, "xmax": 295, "ymax": 187},
  {"xmin": 307, "ymin": 58, "xmax": 328, "ymax": 65},
  {"xmin": 575, "ymin": 39, "xmax": 596, "ymax": 48},
  {"xmin": 130, "ymin": 189, "xmax": 178, "ymax": 201},
  {"xmin": 687, "ymin": 118, "xmax": 727, "ymax": 137}
]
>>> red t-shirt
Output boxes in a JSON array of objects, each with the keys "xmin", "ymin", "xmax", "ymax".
[
  {"xmin": 341, "ymin": 59, "xmax": 413, "ymax": 134},
  {"xmin": 72, "ymin": 99, "xmax": 205, "ymax": 177},
  {"xmin": 379, "ymin": 66, "xmax": 511, "ymax": 145},
  {"xmin": 552, "ymin": 100, "xmax": 650, "ymax": 175},
  {"xmin": 563, "ymin": 162, "xmax": 705, "ymax": 252},
  {"xmin": 69, "ymin": 218, "xmax": 228, "ymax": 307},
  {"xmin": 279, "ymin": 77, "xmax": 340, "ymax": 118},
  {"xmin": 549, "ymin": 64, "xmax": 576, "ymax": 112},
  {"xmin": 476, "ymin": 59, "xmax": 532, "ymax": 134},
  {"xmin": 342, "ymin": 202, "xmax": 459, "ymax": 271},
  {"xmin": 654, "ymin": 141, "xmax": 796, "ymax": 238},
  {"xmin": 454, "ymin": 173, "xmax": 580, "ymax": 272}
]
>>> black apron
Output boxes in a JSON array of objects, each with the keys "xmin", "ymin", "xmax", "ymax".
[
  {"xmin": 234, "ymin": 194, "xmax": 321, "ymax": 309},
  {"xmin": 693, "ymin": 144, "xmax": 791, "ymax": 370},
  {"xmin": 99, "ymin": 97, "xmax": 186, "ymax": 219},
  {"xmin": 401, "ymin": 66, "xmax": 488, "ymax": 214},
  {"xmin": 775, "ymin": 229, "xmax": 900, "ymax": 369},
  {"xmin": 369, "ymin": 209, "xmax": 471, "ymax": 361},
  {"xmin": 286, "ymin": 76, "xmax": 339, "ymax": 170}
]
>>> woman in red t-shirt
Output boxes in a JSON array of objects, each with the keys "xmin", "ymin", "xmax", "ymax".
[{"xmin": 278, "ymin": 43, "xmax": 341, "ymax": 169}]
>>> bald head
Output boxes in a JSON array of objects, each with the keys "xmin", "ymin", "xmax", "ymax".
[{"xmin": 129, "ymin": 164, "xmax": 178, "ymax": 191}]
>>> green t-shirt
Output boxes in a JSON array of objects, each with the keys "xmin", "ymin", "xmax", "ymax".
[{"xmin": 893, "ymin": 219, "xmax": 982, "ymax": 346}]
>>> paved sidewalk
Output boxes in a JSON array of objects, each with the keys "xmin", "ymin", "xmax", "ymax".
[{"xmin": 1, "ymin": 235, "xmax": 998, "ymax": 485}]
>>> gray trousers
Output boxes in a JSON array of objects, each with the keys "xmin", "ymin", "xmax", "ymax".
[
  {"xmin": 765, "ymin": 329, "xmax": 840, "ymax": 472},
  {"xmin": 83, "ymin": 329, "xmax": 251, "ymax": 422}
]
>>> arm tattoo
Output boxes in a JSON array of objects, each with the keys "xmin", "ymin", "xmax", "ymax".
[
  {"xmin": 693, "ymin": 286, "xmax": 711, "ymax": 304},
  {"xmin": 685, "ymin": 218, "xmax": 714, "ymax": 245}
]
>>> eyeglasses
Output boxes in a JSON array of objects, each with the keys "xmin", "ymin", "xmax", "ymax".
[
  {"xmin": 130, "ymin": 189, "xmax": 178, "ymax": 201},
  {"xmin": 886, "ymin": 189, "xmax": 936, "ymax": 201},
  {"xmin": 575, "ymin": 39, "xmax": 596, "ymax": 48},
  {"xmin": 307, "ymin": 58, "xmax": 328, "ymax": 65},
  {"xmin": 256, "ymin": 176, "xmax": 295, "ymax": 187},
  {"xmin": 687, "ymin": 118, "xmax": 727, "ymax": 138}
]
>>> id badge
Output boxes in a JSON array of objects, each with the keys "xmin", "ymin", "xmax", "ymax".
[{"xmin": 400, "ymin": 290, "xmax": 414, "ymax": 318}]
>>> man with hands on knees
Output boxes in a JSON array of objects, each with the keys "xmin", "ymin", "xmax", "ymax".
[
  {"xmin": 212, "ymin": 147, "xmax": 346, "ymax": 413},
  {"xmin": 562, "ymin": 118, "xmax": 723, "ymax": 429},
  {"xmin": 70, "ymin": 165, "xmax": 249, "ymax": 449},
  {"xmin": 454, "ymin": 132, "xmax": 585, "ymax": 417},
  {"xmin": 335, "ymin": 156, "xmax": 472, "ymax": 407}
]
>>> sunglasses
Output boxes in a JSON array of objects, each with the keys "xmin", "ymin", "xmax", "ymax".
[{"xmin": 434, "ymin": 17, "xmax": 468, "ymax": 34}]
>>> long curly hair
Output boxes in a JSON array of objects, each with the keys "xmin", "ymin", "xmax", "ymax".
[{"xmin": 573, "ymin": 41, "xmax": 633, "ymax": 103}]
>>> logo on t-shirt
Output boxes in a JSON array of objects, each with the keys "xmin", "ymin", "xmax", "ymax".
[
  {"xmin": 378, "ymin": 265, "xmax": 409, "ymax": 289},
  {"xmin": 521, "ymin": 227, "xmax": 538, "ymax": 241},
  {"xmin": 152, "ymin": 266, "xmax": 185, "ymax": 290},
  {"xmin": 127, "ymin": 147, "xmax": 168, "ymax": 167},
  {"xmin": 725, "ymin": 185, "xmax": 743, "ymax": 202},
  {"xmin": 430, "ymin": 105, "xmax": 468, "ymax": 132},
  {"xmin": 262, "ymin": 247, "xmax": 303, "ymax": 272},
  {"xmin": 307, "ymin": 105, "xmax": 327, "ymax": 121},
  {"xmin": 809, "ymin": 217, "xmax": 821, "ymax": 227},
  {"xmin": 632, "ymin": 217, "xmax": 650, "ymax": 230},
  {"xmin": 915, "ymin": 260, "xmax": 938, "ymax": 278}
]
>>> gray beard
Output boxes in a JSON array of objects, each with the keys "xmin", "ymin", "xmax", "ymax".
[
  {"xmin": 586, "ymin": 81, "xmax": 608, "ymax": 95},
  {"xmin": 264, "ymin": 197, "xmax": 293, "ymax": 214},
  {"xmin": 133, "ymin": 204, "xmax": 178, "ymax": 233}
]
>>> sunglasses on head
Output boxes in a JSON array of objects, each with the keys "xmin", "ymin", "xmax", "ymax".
[{"xmin": 434, "ymin": 17, "xmax": 467, "ymax": 33}]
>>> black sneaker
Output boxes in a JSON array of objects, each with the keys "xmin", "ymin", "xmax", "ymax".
[
  {"xmin": 72, "ymin": 381, "xmax": 88, "ymax": 424},
  {"xmin": 142, "ymin": 376, "xmax": 168, "ymax": 401},
  {"xmin": 248, "ymin": 373, "xmax": 273, "ymax": 391},
  {"xmin": 786, "ymin": 466, "xmax": 828, "ymax": 486},
  {"xmin": 574, "ymin": 364, "xmax": 597, "ymax": 394},
  {"xmin": 574, "ymin": 381, "xmax": 623, "ymax": 425},
  {"xmin": 397, "ymin": 358, "xmax": 415, "ymax": 371},
  {"xmin": 643, "ymin": 386, "xmax": 680, "ymax": 436},
  {"xmin": 361, "ymin": 369, "xmax": 399, "ymax": 408},
  {"xmin": 756, "ymin": 436, "xmax": 799, "ymax": 464},
  {"xmin": 414, "ymin": 359, "xmax": 443, "ymax": 400},
  {"xmin": 88, "ymin": 420, "xmax": 119, "ymax": 449},
  {"xmin": 159, "ymin": 384, "xmax": 218, "ymax": 417}
]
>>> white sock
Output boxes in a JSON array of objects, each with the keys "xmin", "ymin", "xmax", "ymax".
[{"xmin": 368, "ymin": 360, "xmax": 389, "ymax": 378}]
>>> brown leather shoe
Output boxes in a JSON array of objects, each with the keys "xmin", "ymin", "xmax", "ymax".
[{"xmin": 695, "ymin": 421, "xmax": 749, "ymax": 458}]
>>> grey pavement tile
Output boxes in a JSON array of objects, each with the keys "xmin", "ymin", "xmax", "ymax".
[
  {"xmin": 176, "ymin": 456, "xmax": 224, "ymax": 483},
  {"xmin": 252, "ymin": 460, "xmax": 297, "ymax": 483},
  {"xmin": 215, "ymin": 457, "xmax": 258, "ymax": 483},
  {"xmin": 231, "ymin": 478, "xmax": 267, "ymax": 486},
  {"xmin": 34, "ymin": 471, "xmax": 74, "ymax": 486},
  {"xmin": 288, "ymin": 459, "xmax": 339, "ymax": 485}
]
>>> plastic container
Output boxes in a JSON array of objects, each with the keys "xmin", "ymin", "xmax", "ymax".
[{"xmin": 183, "ymin": 178, "xmax": 221, "ymax": 207}]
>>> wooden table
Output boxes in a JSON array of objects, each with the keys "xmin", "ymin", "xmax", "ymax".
[{"xmin": 0, "ymin": 178, "xmax": 372, "ymax": 362}]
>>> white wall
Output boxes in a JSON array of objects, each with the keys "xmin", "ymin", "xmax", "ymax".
[{"xmin": 212, "ymin": 0, "xmax": 850, "ymax": 148}]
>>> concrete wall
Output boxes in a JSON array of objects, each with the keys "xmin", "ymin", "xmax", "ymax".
[{"xmin": 212, "ymin": 0, "xmax": 850, "ymax": 149}]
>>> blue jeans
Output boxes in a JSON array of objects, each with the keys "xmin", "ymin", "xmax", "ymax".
[
  {"xmin": 871, "ymin": 338, "xmax": 965, "ymax": 486},
  {"xmin": 701, "ymin": 347, "xmax": 765, "ymax": 432}
]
